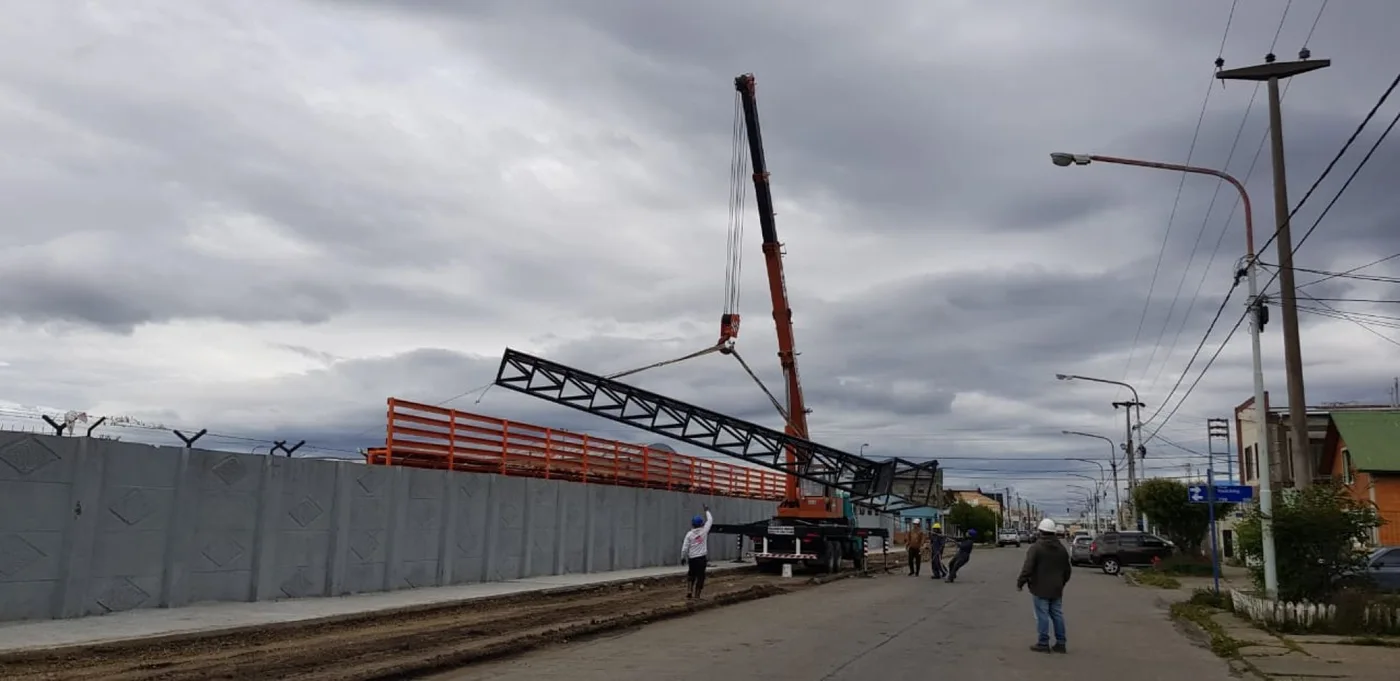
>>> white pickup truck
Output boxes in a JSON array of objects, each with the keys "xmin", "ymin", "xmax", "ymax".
[{"xmin": 996, "ymin": 529, "xmax": 1022, "ymax": 547}]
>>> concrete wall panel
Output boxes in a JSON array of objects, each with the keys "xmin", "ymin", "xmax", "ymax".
[{"xmin": 0, "ymin": 432, "xmax": 812, "ymax": 623}]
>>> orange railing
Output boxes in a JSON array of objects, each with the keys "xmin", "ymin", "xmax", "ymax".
[{"xmin": 366, "ymin": 398, "xmax": 786, "ymax": 501}]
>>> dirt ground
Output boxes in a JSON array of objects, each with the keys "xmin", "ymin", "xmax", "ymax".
[{"xmin": 0, "ymin": 554, "xmax": 896, "ymax": 681}]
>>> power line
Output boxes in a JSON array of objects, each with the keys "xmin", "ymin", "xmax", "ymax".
[
  {"xmin": 1139, "ymin": 279, "xmax": 1241, "ymax": 426},
  {"xmin": 1129, "ymin": 6, "xmax": 1241, "ymax": 393},
  {"xmin": 1143, "ymin": 77, "xmax": 1400, "ymax": 441},
  {"xmin": 1146, "ymin": 1, "xmax": 1295, "ymax": 394}
]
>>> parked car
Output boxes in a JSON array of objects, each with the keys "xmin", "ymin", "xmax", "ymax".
[
  {"xmin": 1089, "ymin": 531, "xmax": 1174, "ymax": 575},
  {"xmin": 1070, "ymin": 535, "xmax": 1094, "ymax": 566},
  {"xmin": 996, "ymin": 529, "xmax": 1022, "ymax": 547},
  {"xmin": 1018, "ymin": 531, "xmax": 1033, "ymax": 544},
  {"xmin": 1337, "ymin": 546, "xmax": 1400, "ymax": 592}
]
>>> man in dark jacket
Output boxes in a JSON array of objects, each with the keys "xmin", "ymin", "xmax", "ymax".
[
  {"xmin": 1017, "ymin": 518, "xmax": 1073, "ymax": 653},
  {"xmin": 945, "ymin": 529, "xmax": 976, "ymax": 582}
]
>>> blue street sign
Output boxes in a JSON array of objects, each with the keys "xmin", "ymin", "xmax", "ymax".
[{"xmin": 1187, "ymin": 484, "xmax": 1255, "ymax": 504}]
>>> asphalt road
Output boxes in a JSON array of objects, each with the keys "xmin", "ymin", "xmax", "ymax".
[{"xmin": 432, "ymin": 544, "xmax": 1240, "ymax": 680}]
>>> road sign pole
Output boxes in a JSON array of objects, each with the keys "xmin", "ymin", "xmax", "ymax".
[{"xmin": 1207, "ymin": 467, "xmax": 1221, "ymax": 594}]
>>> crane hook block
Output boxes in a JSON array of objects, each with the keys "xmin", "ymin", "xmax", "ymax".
[{"xmin": 719, "ymin": 313, "xmax": 741, "ymax": 344}]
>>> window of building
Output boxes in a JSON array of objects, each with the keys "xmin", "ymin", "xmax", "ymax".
[
  {"xmin": 1244, "ymin": 445, "xmax": 1256, "ymax": 481},
  {"xmin": 1342, "ymin": 448, "xmax": 1354, "ymax": 485}
]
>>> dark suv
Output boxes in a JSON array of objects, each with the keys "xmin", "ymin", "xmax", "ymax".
[{"xmin": 1089, "ymin": 531, "xmax": 1174, "ymax": 575}]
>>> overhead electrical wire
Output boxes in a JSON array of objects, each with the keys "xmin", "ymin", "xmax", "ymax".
[
  {"xmin": 1147, "ymin": 1, "xmax": 1308, "ymax": 393},
  {"xmin": 1119, "ymin": 0, "xmax": 1240, "ymax": 397},
  {"xmin": 1142, "ymin": 75, "xmax": 1400, "ymax": 442}
]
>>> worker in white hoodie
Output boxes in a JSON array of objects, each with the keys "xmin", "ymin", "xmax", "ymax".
[{"xmin": 680, "ymin": 505, "xmax": 713, "ymax": 599}]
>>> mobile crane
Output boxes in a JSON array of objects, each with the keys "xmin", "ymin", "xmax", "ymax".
[{"xmin": 493, "ymin": 74, "xmax": 940, "ymax": 574}]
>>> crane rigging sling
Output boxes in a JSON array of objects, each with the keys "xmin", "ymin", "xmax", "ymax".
[{"xmin": 599, "ymin": 93, "xmax": 794, "ymax": 430}]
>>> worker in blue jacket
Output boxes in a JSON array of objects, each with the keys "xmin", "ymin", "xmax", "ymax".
[
  {"xmin": 929, "ymin": 522, "xmax": 948, "ymax": 579},
  {"xmin": 945, "ymin": 529, "xmax": 976, "ymax": 583}
]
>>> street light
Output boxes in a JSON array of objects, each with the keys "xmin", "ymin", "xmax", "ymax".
[
  {"xmin": 1055, "ymin": 373, "xmax": 1144, "ymax": 529},
  {"xmin": 859, "ymin": 443, "xmax": 869, "ymax": 457},
  {"xmin": 1066, "ymin": 475, "xmax": 1102, "ymax": 533},
  {"xmin": 1050, "ymin": 151, "xmax": 1278, "ymax": 598},
  {"xmin": 1062, "ymin": 430, "xmax": 1124, "ymax": 530}
]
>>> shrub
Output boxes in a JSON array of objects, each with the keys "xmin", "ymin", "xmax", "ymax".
[
  {"xmin": 1235, "ymin": 483, "xmax": 1383, "ymax": 603},
  {"xmin": 1188, "ymin": 587, "xmax": 1231, "ymax": 609},
  {"xmin": 1155, "ymin": 555, "xmax": 1217, "ymax": 577},
  {"xmin": 1133, "ymin": 479, "xmax": 1234, "ymax": 555},
  {"xmin": 1133, "ymin": 570, "xmax": 1182, "ymax": 589}
]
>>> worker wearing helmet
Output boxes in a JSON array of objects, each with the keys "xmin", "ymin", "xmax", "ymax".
[
  {"xmin": 928, "ymin": 522, "xmax": 948, "ymax": 580},
  {"xmin": 905, "ymin": 520, "xmax": 926, "ymax": 576},
  {"xmin": 945, "ymin": 528, "xmax": 976, "ymax": 583},
  {"xmin": 1018, "ymin": 518, "xmax": 1072, "ymax": 653},
  {"xmin": 680, "ymin": 505, "xmax": 713, "ymax": 599}
]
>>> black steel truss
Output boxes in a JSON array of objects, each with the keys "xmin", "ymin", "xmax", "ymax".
[{"xmin": 494, "ymin": 349, "xmax": 941, "ymax": 511}]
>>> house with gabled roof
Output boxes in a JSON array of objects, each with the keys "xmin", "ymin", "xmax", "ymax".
[{"xmin": 1322, "ymin": 410, "xmax": 1400, "ymax": 546}]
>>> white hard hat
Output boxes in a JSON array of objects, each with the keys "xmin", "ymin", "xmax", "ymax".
[
  {"xmin": 1038, "ymin": 518, "xmax": 1057, "ymax": 533},
  {"xmin": 911, "ymin": 519, "xmax": 921, "ymax": 524}
]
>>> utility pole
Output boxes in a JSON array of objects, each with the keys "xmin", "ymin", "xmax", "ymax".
[
  {"xmin": 1208, "ymin": 418, "xmax": 1231, "ymax": 483},
  {"xmin": 1218, "ymin": 52, "xmax": 1330, "ymax": 490},
  {"xmin": 1113, "ymin": 399, "xmax": 1145, "ymax": 529}
]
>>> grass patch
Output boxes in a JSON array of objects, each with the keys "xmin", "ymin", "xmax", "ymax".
[
  {"xmin": 1337, "ymin": 636, "xmax": 1400, "ymax": 647},
  {"xmin": 1170, "ymin": 602, "xmax": 1244, "ymax": 658},
  {"xmin": 1132, "ymin": 570, "xmax": 1182, "ymax": 590},
  {"xmin": 1155, "ymin": 555, "xmax": 1218, "ymax": 577},
  {"xmin": 1187, "ymin": 587, "xmax": 1231, "ymax": 609}
]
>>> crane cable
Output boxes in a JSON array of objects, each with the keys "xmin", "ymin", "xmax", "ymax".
[
  {"xmin": 601, "ymin": 98, "xmax": 795, "ymax": 430},
  {"xmin": 725, "ymin": 91, "xmax": 750, "ymax": 319}
]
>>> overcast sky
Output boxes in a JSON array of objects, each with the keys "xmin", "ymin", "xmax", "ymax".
[{"xmin": 2, "ymin": 0, "xmax": 1398, "ymax": 517}]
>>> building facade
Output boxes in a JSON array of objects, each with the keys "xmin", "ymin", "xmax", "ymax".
[
  {"xmin": 1233, "ymin": 392, "xmax": 1392, "ymax": 489},
  {"xmin": 1322, "ymin": 410, "xmax": 1400, "ymax": 546}
]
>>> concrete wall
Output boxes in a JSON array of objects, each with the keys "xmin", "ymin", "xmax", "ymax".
[{"xmin": 0, "ymin": 432, "xmax": 777, "ymax": 623}]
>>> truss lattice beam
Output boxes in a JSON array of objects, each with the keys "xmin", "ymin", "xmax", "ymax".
[{"xmin": 493, "ymin": 349, "xmax": 941, "ymax": 511}]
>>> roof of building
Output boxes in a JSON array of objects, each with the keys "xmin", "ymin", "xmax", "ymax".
[{"xmin": 1331, "ymin": 411, "xmax": 1400, "ymax": 472}]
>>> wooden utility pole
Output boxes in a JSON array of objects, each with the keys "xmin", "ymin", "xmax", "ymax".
[{"xmin": 1217, "ymin": 53, "xmax": 1330, "ymax": 489}]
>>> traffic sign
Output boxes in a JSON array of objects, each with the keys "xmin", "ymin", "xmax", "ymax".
[{"xmin": 1187, "ymin": 484, "xmax": 1254, "ymax": 504}]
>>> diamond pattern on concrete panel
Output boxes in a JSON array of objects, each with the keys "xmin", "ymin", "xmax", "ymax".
[
  {"xmin": 287, "ymin": 497, "xmax": 324, "ymax": 528},
  {"xmin": 210, "ymin": 456, "xmax": 248, "ymax": 486},
  {"xmin": 0, "ymin": 534, "xmax": 45, "ymax": 577},
  {"xmin": 0, "ymin": 437, "xmax": 60, "ymax": 476},
  {"xmin": 109, "ymin": 488, "xmax": 154, "ymax": 526},
  {"xmin": 96, "ymin": 578, "xmax": 150, "ymax": 613},
  {"xmin": 200, "ymin": 539, "xmax": 245, "ymax": 568},
  {"xmin": 356, "ymin": 471, "xmax": 383, "ymax": 495},
  {"xmin": 280, "ymin": 568, "xmax": 314, "ymax": 599},
  {"xmin": 350, "ymin": 531, "xmax": 380, "ymax": 561}
]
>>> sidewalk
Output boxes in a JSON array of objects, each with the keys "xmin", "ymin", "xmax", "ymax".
[
  {"xmin": 0, "ymin": 547, "xmax": 906, "ymax": 655},
  {"xmin": 0, "ymin": 561, "xmax": 751, "ymax": 654},
  {"xmin": 1202, "ymin": 611, "xmax": 1400, "ymax": 680}
]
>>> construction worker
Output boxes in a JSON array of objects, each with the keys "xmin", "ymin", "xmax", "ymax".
[
  {"xmin": 1018, "ymin": 518, "xmax": 1072, "ymax": 653},
  {"xmin": 929, "ymin": 522, "xmax": 948, "ymax": 579},
  {"xmin": 905, "ymin": 519, "xmax": 926, "ymax": 576},
  {"xmin": 945, "ymin": 528, "xmax": 976, "ymax": 582},
  {"xmin": 680, "ymin": 505, "xmax": 712, "ymax": 599}
]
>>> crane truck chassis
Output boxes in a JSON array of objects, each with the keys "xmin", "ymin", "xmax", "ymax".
[{"xmin": 712, "ymin": 517, "xmax": 889, "ymax": 574}]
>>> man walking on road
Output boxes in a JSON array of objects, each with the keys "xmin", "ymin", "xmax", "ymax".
[
  {"xmin": 905, "ymin": 520, "xmax": 926, "ymax": 576},
  {"xmin": 681, "ymin": 505, "xmax": 712, "ymax": 600},
  {"xmin": 1017, "ymin": 518, "xmax": 1072, "ymax": 653}
]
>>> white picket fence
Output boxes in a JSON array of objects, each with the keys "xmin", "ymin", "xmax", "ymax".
[{"xmin": 1229, "ymin": 589, "xmax": 1400, "ymax": 634}]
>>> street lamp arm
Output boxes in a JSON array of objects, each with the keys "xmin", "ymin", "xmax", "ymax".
[
  {"xmin": 1079, "ymin": 155, "xmax": 1257, "ymax": 256},
  {"xmin": 1055, "ymin": 373, "xmax": 1141, "ymax": 405}
]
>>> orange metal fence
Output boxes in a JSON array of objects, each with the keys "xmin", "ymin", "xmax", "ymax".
[{"xmin": 367, "ymin": 398, "xmax": 786, "ymax": 501}]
